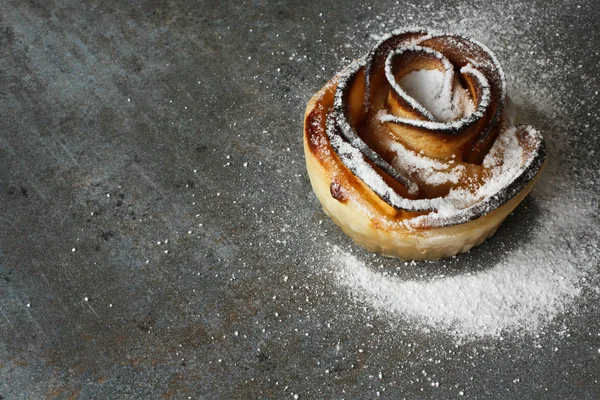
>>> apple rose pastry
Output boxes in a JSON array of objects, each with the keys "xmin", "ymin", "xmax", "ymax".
[{"xmin": 303, "ymin": 28, "xmax": 546, "ymax": 260}]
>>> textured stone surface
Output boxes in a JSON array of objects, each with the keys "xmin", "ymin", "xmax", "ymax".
[{"xmin": 0, "ymin": 0, "xmax": 599, "ymax": 398}]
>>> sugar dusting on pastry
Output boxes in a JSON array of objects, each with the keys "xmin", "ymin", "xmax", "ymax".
[
  {"xmin": 408, "ymin": 119, "xmax": 528, "ymax": 225},
  {"xmin": 385, "ymin": 135, "xmax": 466, "ymax": 186},
  {"xmin": 398, "ymin": 69, "xmax": 474, "ymax": 122}
]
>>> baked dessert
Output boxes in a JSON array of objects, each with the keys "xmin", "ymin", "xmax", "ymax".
[{"xmin": 303, "ymin": 28, "xmax": 546, "ymax": 260}]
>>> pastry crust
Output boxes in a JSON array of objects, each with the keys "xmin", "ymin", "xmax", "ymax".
[{"xmin": 303, "ymin": 31, "xmax": 546, "ymax": 260}]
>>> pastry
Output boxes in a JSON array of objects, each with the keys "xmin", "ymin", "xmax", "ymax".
[{"xmin": 303, "ymin": 28, "xmax": 546, "ymax": 260}]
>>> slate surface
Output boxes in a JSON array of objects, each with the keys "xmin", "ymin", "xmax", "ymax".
[{"xmin": 1, "ymin": 0, "xmax": 599, "ymax": 398}]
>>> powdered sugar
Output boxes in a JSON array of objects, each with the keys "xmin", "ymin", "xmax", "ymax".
[
  {"xmin": 398, "ymin": 69, "xmax": 473, "ymax": 121},
  {"xmin": 328, "ymin": 126, "xmax": 431, "ymax": 209},
  {"xmin": 382, "ymin": 130, "xmax": 466, "ymax": 186},
  {"xmin": 385, "ymin": 120, "xmax": 537, "ymax": 227},
  {"xmin": 441, "ymin": 124, "xmax": 525, "ymax": 210},
  {"xmin": 331, "ymin": 182, "xmax": 597, "ymax": 340},
  {"xmin": 378, "ymin": 36, "xmax": 497, "ymax": 133}
]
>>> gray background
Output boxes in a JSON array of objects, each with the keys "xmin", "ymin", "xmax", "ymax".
[{"xmin": 1, "ymin": 0, "xmax": 599, "ymax": 398}]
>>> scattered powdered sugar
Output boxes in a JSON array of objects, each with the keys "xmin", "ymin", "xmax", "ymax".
[
  {"xmin": 398, "ymin": 69, "xmax": 473, "ymax": 122},
  {"xmin": 331, "ymin": 182, "xmax": 597, "ymax": 340}
]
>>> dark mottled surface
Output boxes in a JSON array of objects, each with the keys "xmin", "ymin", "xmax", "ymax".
[{"xmin": 0, "ymin": 0, "xmax": 599, "ymax": 398}]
